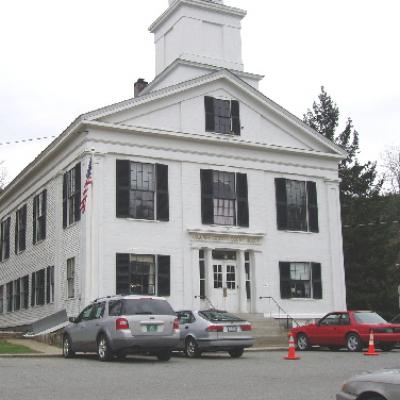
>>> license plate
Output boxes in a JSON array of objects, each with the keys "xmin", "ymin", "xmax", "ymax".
[
  {"xmin": 146, "ymin": 325, "xmax": 158, "ymax": 332},
  {"xmin": 227, "ymin": 326, "xmax": 237, "ymax": 332}
]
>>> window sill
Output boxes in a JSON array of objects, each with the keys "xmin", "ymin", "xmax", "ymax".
[
  {"xmin": 15, "ymin": 249, "xmax": 26, "ymax": 256},
  {"xmin": 33, "ymin": 238, "xmax": 46, "ymax": 246},
  {"xmin": 281, "ymin": 298, "xmax": 322, "ymax": 301},
  {"xmin": 205, "ymin": 130, "xmax": 240, "ymax": 137},
  {"xmin": 64, "ymin": 221, "xmax": 79, "ymax": 231},
  {"xmin": 117, "ymin": 217, "xmax": 165, "ymax": 223},
  {"xmin": 278, "ymin": 230, "xmax": 316, "ymax": 234}
]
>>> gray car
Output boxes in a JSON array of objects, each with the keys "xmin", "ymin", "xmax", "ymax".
[
  {"xmin": 337, "ymin": 369, "xmax": 400, "ymax": 400},
  {"xmin": 176, "ymin": 309, "xmax": 254, "ymax": 358},
  {"xmin": 63, "ymin": 295, "xmax": 180, "ymax": 361}
]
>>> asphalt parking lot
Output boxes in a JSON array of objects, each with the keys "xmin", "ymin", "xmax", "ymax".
[{"xmin": 1, "ymin": 349, "xmax": 400, "ymax": 400}]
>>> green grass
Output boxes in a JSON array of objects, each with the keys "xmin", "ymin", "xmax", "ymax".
[{"xmin": 0, "ymin": 340, "xmax": 37, "ymax": 354}]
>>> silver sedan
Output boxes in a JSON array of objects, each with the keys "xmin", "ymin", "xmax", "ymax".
[
  {"xmin": 337, "ymin": 369, "xmax": 400, "ymax": 400},
  {"xmin": 176, "ymin": 309, "xmax": 254, "ymax": 358}
]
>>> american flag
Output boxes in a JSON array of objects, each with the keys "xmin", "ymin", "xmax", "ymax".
[{"xmin": 80, "ymin": 157, "xmax": 93, "ymax": 214}]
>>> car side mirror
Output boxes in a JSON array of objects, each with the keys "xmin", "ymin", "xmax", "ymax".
[{"xmin": 69, "ymin": 317, "xmax": 77, "ymax": 323}]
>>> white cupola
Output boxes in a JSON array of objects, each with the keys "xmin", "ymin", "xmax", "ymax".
[{"xmin": 149, "ymin": 0, "xmax": 247, "ymax": 75}]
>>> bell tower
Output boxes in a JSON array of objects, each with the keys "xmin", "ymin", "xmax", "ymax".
[{"xmin": 149, "ymin": 0, "xmax": 247, "ymax": 75}]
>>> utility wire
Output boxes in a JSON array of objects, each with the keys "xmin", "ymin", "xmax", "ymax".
[
  {"xmin": 343, "ymin": 220, "xmax": 400, "ymax": 229},
  {"xmin": 0, "ymin": 136, "xmax": 57, "ymax": 146}
]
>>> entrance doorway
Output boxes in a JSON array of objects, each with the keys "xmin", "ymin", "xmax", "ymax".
[{"xmin": 210, "ymin": 251, "xmax": 238, "ymax": 312}]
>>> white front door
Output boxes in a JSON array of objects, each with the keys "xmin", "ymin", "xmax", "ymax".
[{"xmin": 211, "ymin": 260, "xmax": 239, "ymax": 312}]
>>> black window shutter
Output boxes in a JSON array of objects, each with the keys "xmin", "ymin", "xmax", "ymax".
[
  {"xmin": 275, "ymin": 178, "xmax": 287, "ymax": 230},
  {"xmin": 31, "ymin": 272, "xmax": 36, "ymax": 307},
  {"xmin": 15, "ymin": 211, "xmax": 19, "ymax": 254},
  {"xmin": 204, "ymin": 96, "xmax": 215, "ymax": 132},
  {"xmin": 231, "ymin": 100, "xmax": 241, "ymax": 135},
  {"xmin": 74, "ymin": 163, "xmax": 81, "ymax": 223},
  {"xmin": 312, "ymin": 263, "xmax": 322, "ymax": 299},
  {"xmin": 279, "ymin": 262, "xmax": 291, "ymax": 299},
  {"xmin": 116, "ymin": 253, "xmax": 130, "ymax": 295},
  {"xmin": 21, "ymin": 205, "xmax": 26, "ymax": 251},
  {"xmin": 5, "ymin": 218, "xmax": 10, "ymax": 259},
  {"xmin": 236, "ymin": 173, "xmax": 249, "ymax": 227},
  {"xmin": 42, "ymin": 190, "xmax": 47, "ymax": 240},
  {"xmin": 0, "ymin": 221, "xmax": 3, "ymax": 262},
  {"xmin": 156, "ymin": 164, "xmax": 169, "ymax": 221},
  {"xmin": 63, "ymin": 173, "xmax": 68, "ymax": 228},
  {"xmin": 116, "ymin": 160, "xmax": 130, "ymax": 218},
  {"xmin": 157, "ymin": 255, "xmax": 170, "ymax": 297},
  {"xmin": 32, "ymin": 197, "xmax": 37, "ymax": 245},
  {"xmin": 200, "ymin": 170, "xmax": 214, "ymax": 225},
  {"xmin": 307, "ymin": 181, "xmax": 319, "ymax": 233}
]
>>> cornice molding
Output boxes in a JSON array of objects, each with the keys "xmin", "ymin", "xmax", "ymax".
[{"xmin": 149, "ymin": 0, "xmax": 246, "ymax": 33}]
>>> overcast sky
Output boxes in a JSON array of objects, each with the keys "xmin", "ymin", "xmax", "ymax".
[{"xmin": 1, "ymin": 0, "xmax": 399, "ymax": 184}]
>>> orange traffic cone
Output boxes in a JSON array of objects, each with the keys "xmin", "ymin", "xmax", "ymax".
[
  {"xmin": 284, "ymin": 331, "xmax": 300, "ymax": 360},
  {"xmin": 364, "ymin": 330, "xmax": 379, "ymax": 356}
]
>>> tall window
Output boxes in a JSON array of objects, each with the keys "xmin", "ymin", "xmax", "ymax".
[
  {"xmin": 31, "ymin": 269, "xmax": 45, "ymax": 306},
  {"xmin": 63, "ymin": 163, "xmax": 81, "ymax": 228},
  {"xmin": 204, "ymin": 96, "xmax": 240, "ymax": 135},
  {"xmin": 46, "ymin": 266, "xmax": 54, "ymax": 304},
  {"xmin": 199, "ymin": 250, "xmax": 205, "ymax": 300},
  {"xmin": 279, "ymin": 262, "xmax": 322, "ymax": 299},
  {"xmin": 116, "ymin": 254, "xmax": 170, "ymax": 297},
  {"xmin": 275, "ymin": 178, "xmax": 319, "ymax": 232},
  {"xmin": 201, "ymin": 170, "xmax": 249, "ymax": 226},
  {"xmin": 67, "ymin": 258, "xmax": 75, "ymax": 299},
  {"xmin": 0, "ymin": 285, "xmax": 3, "ymax": 314},
  {"xmin": 116, "ymin": 161, "xmax": 169, "ymax": 221},
  {"xmin": 33, "ymin": 190, "xmax": 47, "ymax": 243},
  {"xmin": 6, "ymin": 282, "xmax": 13, "ymax": 312},
  {"xmin": 15, "ymin": 205, "xmax": 27, "ymax": 253},
  {"xmin": 226, "ymin": 265, "xmax": 236, "ymax": 289},
  {"xmin": 0, "ymin": 217, "xmax": 11, "ymax": 261},
  {"xmin": 21, "ymin": 275, "xmax": 29, "ymax": 309}
]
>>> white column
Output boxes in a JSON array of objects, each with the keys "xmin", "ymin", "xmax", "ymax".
[
  {"xmin": 237, "ymin": 250, "xmax": 247, "ymax": 313},
  {"xmin": 252, "ymin": 251, "xmax": 264, "ymax": 313},
  {"xmin": 191, "ymin": 247, "xmax": 201, "ymax": 309}
]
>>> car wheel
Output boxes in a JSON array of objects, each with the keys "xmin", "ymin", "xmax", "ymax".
[
  {"xmin": 228, "ymin": 348, "xmax": 244, "ymax": 358},
  {"xmin": 185, "ymin": 337, "xmax": 201, "ymax": 358},
  {"xmin": 63, "ymin": 335, "xmax": 75, "ymax": 359},
  {"xmin": 97, "ymin": 335, "xmax": 113, "ymax": 362},
  {"xmin": 156, "ymin": 350, "xmax": 171, "ymax": 361},
  {"xmin": 296, "ymin": 333, "xmax": 310, "ymax": 351},
  {"xmin": 346, "ymin": 333, "xmax": 362, "ymax": 352},
  {"xmin": 380, "ymin": 344, "xmax": 394, "ymax": 352}
]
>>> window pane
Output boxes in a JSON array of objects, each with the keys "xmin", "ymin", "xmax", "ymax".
[{"xmin": 286, "ymin": 180, "xmax": 307, "ymax": 231}]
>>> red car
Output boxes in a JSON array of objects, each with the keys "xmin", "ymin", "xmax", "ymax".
[{"xmin": 292, "ymin": 311, "xmax": 400, "ymax": 352}]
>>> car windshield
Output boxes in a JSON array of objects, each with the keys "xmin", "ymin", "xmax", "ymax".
[
  {"xmin": 122, "ymin": 299, "xmax": 175, "ymax": 316},
  {"xmin": 199, "ymin": 310, "xmax": 243, "ymax": 322},
  {"xmin": 354, "ymin": 311, "xmax": 387, "ymax": 324}
]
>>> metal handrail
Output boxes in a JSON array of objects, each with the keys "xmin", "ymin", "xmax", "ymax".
[{"xmin": 259, "ymin": 296, "xmax": 301, "ymax": 328}]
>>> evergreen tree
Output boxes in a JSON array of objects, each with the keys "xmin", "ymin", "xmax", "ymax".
[{"xmin": 304, "ymin": 87, "xmax": 399, "ymax": 317}]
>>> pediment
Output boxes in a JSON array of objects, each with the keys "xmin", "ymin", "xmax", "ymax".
[{"xmin": 88, "ymin": 70, "xmax": 345, "ymax": 158}]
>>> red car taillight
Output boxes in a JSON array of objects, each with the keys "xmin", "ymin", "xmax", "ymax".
[
  {"xmin": 116, "ymin": 317, "xmax": 129, "ymax": 330},
  {"xmin": 206, "ymin": 325, "xmax": 224, "ymax": 332},
  {"xmin": 173, "ymin": 318, "xmax": 180, "ymax": 333},
  {"xmin": 240, "ymin": 324, "xmax": 252, "ymax": 331}
]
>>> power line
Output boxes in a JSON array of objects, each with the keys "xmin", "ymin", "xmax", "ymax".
[
  {"xmin": 343, "ymin": 220, "xmax": 400, "ymax": 229},
  {"xmin": 0, "ymin": 136, "xmax": 57, "ymax": 147}
]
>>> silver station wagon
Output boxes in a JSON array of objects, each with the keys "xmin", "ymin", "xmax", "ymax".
[
  {"xmin": 63, "ymin": 295, "xmax": 180, "ymax": 361},
  {"xmin": 176, "ymin": 309, "xmax": 254, "ymax": 358}
]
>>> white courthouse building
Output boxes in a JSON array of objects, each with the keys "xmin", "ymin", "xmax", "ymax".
[{"xmin": 0, "ymin": 0, "xmax": 347, "ymax": 328}]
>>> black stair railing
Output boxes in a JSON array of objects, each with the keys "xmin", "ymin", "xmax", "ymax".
[{"xmin": 259, "ymin": 296, "xmax": 301, "ymax": 329}]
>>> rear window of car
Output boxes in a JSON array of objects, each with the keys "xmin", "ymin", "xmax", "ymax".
[
  {"xmin": 121, "ymin": 299, "xmax": 175, "ymax": 316},
  {"xmin": 354, "ymin": 312, "xmax": 387, "ymax": 324},
  {"xmin": 199, "ymin": 310, "xmax": 243, "ymax": 322}
]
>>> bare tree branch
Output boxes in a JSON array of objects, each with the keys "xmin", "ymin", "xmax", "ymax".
[{"xmin": 381, "ymin": 145, "xmax": 400, "ymax": 194}]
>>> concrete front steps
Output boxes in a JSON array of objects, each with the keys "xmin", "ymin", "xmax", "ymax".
[{"xmin": 236, "ymin": 313, "xmax": 289, "ymax": 348}]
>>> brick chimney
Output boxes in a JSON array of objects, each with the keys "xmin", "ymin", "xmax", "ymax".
[{"xmin": 134, "ymin": 78, "xmax": 148, "ymax": 97}]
